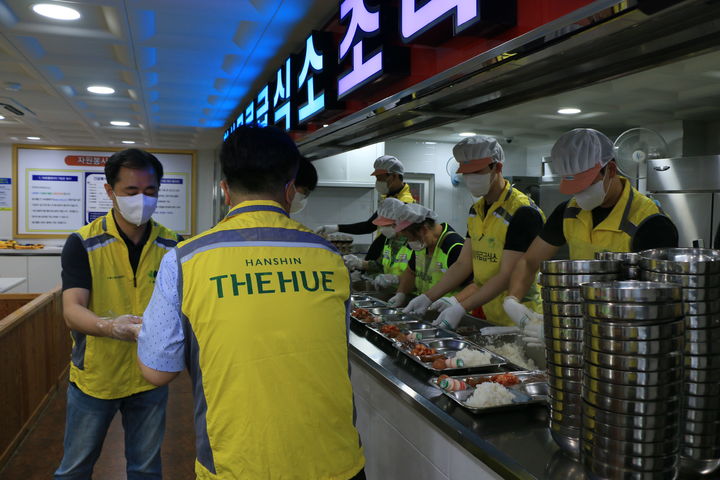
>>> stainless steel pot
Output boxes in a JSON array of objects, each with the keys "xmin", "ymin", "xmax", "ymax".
[
  {"xmin": 547, "ymin": 351, "xmax": 583, "ymax": 367},
  {"xmin": 542, "ymin": 302, "xmax": 583, "ymax": 317},
  {"xmin": 545, "ymin": 338, "xmax": 584, "ymax": 354},
  {"xmin": 584, "ymin": 363, "xmax": 683, "ymax": 386},
  {"xmin": 686, "ymin": 314, "xmax": 720, "ymax": 330},
  {"xmin": 595, "ymin": 251, "xmax": 640, "ymax": 265},
  {"xmin": 585, "ymin": 318, "xmax": 684, "ymax": 340},
  {"xmin": 584, "ymin": 390, "xmax": 680, "ymax": 415},
  {"xmin": 686, "ymin": 354, "xmax": 720, "ymax": 369},
  {"xmin": 641, "ymin": 270, "xmax": 720, "ymax": 288},
  {"xmin": 583, "ymin": 401, "xmax": 680, "ymax": 430},
  {"xmin": 583, "ymin": 334, "xmax": 683, "ymax": 356},
  {"xmin": 581, "ymin": 280, "xmax": 682, "ymax": 303},
  {"xmin": 582, "ymin": 433, "xmax": 679, "ymax": 457},
  {"xmin": 541, "ymin": 287, "xmax": 582, "ymax": 303},
  {"xmin": 683, "ymin": 300, "xmax": 720, "ymax": 315},
  {"xmin": 685, "ymin": 407, "xmax": 720, "ymax": 423},
  {"xmin": 583, "ymin": 377, "xmax": 682, "ymax": 401},
  {"xmin": 686, "ymin": 326, "xmax": 720, "ymax": 343},
  {"xmin": 544, "ymin": 314, "xmax": 584, "ymax": 329},
  {"xmin": 585, "ymin": 349, "xmax": 683, "ymax": 371},
  {"xmin": 546, "ymin": 361, "xmax": 583, "ymax": 380},
  {"xmin": 540, "ymin": 273, "xmax": 619, "ymax": 288},
  {"xmin": 639, "ymin": 247, "xmax": 720, "ymax": 274},
  {"xmin": 541, "ymin": 259, "xmax": 620, "ymax": 274},
  {"xmin": 686, "ymin": 367, "xmax": 720, "ymax": 383},
  {"xmin": 545, "ymin": 327, "xmax": 584, "ymax": 341},
  {"xmin": 682, "ymin": 287, "xmax": 720, "ymax": 301},
  {"xmin": 583, "ymin": 301, "xmax": 683, "ymax": 320}
]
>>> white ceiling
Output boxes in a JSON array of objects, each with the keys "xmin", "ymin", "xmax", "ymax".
[
  {"xmin": 0, "ymin": 0, "xmax": 335, "ymax": 149},
  {"xmin": 401, "ymin": 48, "xmax": 720, "ymax": 146}
]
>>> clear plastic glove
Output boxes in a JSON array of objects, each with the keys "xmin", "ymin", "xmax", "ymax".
[
  {"xmin": 403, "ymin": 294, "xmax": 432, "ymax": 314},
  {"xmin": 316, "ymin": 224, "xmax": 339, "ymax": 235},
  {"xmin": 98, "ymin": 314, "xmax": 142, "ymax": 341},
  {"xmin": 350, "ymin": 270, "xmax": 363, "ymax": 282},
  {"xmin": 432, "ymin": 304, "xmax": 465, "ymax": 330},
  {"xmin": 387, "ymin": 292, "xmax": 408, "ymax": 308},
  {"xmin": 343, "ymin": 254, "xmax": 363, "ymax": 271},
  {"xmin": 373, "ymin": 274, "xmax": 399, "ymax": 289},
  {"xmin": 429, "ymin": 295, "xmax": 460, "ymax": 313},
  {"xmin": 522, "ymin": 320, "xmax": 544, "ymax": 348},
  {"xmin": 503, "ymin": 296, "xmax": 543, "ymax": 328}
]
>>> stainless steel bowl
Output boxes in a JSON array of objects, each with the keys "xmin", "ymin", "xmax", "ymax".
[
  {"xmin": 684, "ymin": 300, "xmax": 720, "ymax": 315},
  {"xmin": 583, "ymin": 377, "xmax": 682, "ymax": 401},
  {"xmin": 547, "ymin": 352, "xmax": 583, "ymax": 367},
  {"xmin": 548, "ymin": 387, "xmax": 582, "ymax": 405},
  {"xmin": 583, "ymin": 334, "xmax": 683, "ymax": 356},
  {"xmin": 540, "ymin": 273, "xmax": 619, "ymax": 288},
  {"xmin": 680, "ymin": 456, "xmax": 720, "ymax": 476},
  {"xmin": 682, "ymin": 287, "xmax": 720, "ymax": 302},
  {"xmin": 584, "ymin": 390, "xmax": 680, "ymax": 415},
  {"xmin": 686, "ymin": 314, "xmax": 720, "ymax": 330},
  {"xmin": 624, "ymin": 266, "xmax": 641, "ymax": 280},
  {"xmin": 595, "ymin": 251, "xmax": 640, "ymax": 265},
  {"xmin": 682, "ymin": 432, "xmax": 720, "ymax": 448},
  {"xmin": 549, "ymin": 409, "xmax": 582, "ymax": 427},
  {"xmin": 582, "ymin": 432, "xmax": 679, "ymax": 457},
  {"xmin": 685, "ymin": 407, "xmax": 720, "ymax": 423},
  {"xmin": 585, "ymin": 349, "xmax": 683, "ymax": 372},
  {"xmin": 641, "ymin": 269, "xmax": 720, "ymax": 288},
  {"xmin": 686, "ymin": 341, "xmax": 720, "ymax": 355},
  {"xmin": 639, "ymin": 247, "xmax": 720, "ymax": 274},
  {"xmin": 541, "ymin": 259, "xmax": 620, "ymax": 274},
  {"xmin": 550, "ymin": 428, "xmax": 580, "ymax": 458},
  {"xmin": 541, "ymin": 287, "xmax": 582, "ymax": 303},
  {"xmin": 681, "ymin": 445, "xmax": 720, "ymax": 459},
  {"xmin": 583, "ymin": 456, "xmax": 677, "ymax": 480},
  {"xmin": 545, "ymin": 326, "xmax": 584, "ymax": 341},
  {"xmin": 544, "ymin": 314, "xmax": 584, "ymax": 330},
  {"xmin": 686, "ymin": 326, "xmax": 720, "ymax": 343},
  {"xmin": 585, "ymin": 318, "xmax": 684, "ymax": 340},
  {"xmin": 683, "ymin": 420, "xmax": 720, "ymax": 435},
  {"xmin": 547, "ymin": 375, "xmax": 582, "ymax": 393},
  {"xmin": 686, "ymin": 354, "xmax": 720, "ymax": 369},
  {"xmin": 542, "ymin": 302, "xmax": 583, "ymax": 316},
  {"xmin": 545, "ymin": 338, "xmax": 584, "ymax": 354},
  {"xmin": 583, "ymin": 401, "xmax": 680, "ymax": 430},
  {"xmin": 584, "ymin": 363, "xmax": 683, "ymax": 386},
  {"xmin": 684, "ymin": 394, "xmax": 720, "ymax": 410},
  {"xmin": 583, "ymin": 301, "xmax": 683, "ymax": 320},
  {"xmin": 581, "ymin": 280, "xmax": 682, "ymax": 303},
  {"xmin": 686, "ymin": 367, "xmax": 720, "ymax": 383},
  {"xmin": 546, "ymin": 361, "xmax": 583, "ymax": 380}
]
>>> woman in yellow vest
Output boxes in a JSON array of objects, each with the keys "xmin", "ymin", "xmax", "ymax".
[
  {"xmin": 403, "ymin": 136, "xmax": 546, "ymax": 331},
  {"xmin": 385, "ymin": 203, "xmax": 465, "ymax": 308},
  {"xmin": 506, "ymin": 128, "xmax": 679, "ymax": 337}
]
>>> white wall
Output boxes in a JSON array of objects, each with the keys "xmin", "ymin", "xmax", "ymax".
[
  {"xmin": 0, "ymin": 144, "xmax": 13, "ymax": 241},
  {"xmin": 195, "ymin": 148, "xmax": 218, "ymax": 235}
]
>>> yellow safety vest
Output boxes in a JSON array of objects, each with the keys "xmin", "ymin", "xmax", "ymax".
[
  {"xmin": 413, "ymin": 223, "xmax": 464, "ymax": 296},
  {"xmin": 564, "ymin": 177, "xmax": 666, "ymax": 260},
  {"xmin": 70, "ymin": 211, "xmax": 180, "ymax": 399},
  {"xmin": 177, "ymin": 200, "xmax": 364, "ymax": 480},
  {"xmin": 468, "ymin": 181, "xmax": 545, "ymax": 326},
  {"xmin": 382, "ymin": 183, "xmax": 415, "ymax": 203},
  {"xmin": 380, "ymin": 237, "xmax": 412, "ymax": 275}
]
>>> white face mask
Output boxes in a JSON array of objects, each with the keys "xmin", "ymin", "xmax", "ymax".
[
  {"xmin": 464, "ymin": 173, "xmax": 493, "ymax": 197},
  {"xmin": 290, "ymin": 192, "xmax": 308, "ymax": 214},
  {"xmin": 379, "ymin": 226, "xmax": 396, "ymax": 239},
  {"xmin": 375, "ymin": 180, "xmax": 389, "ymax": 195},
  {"xmin": 114, "ymin": 193, "xmax": 157, "ymax": 226},
  {"xmin": 407, "ymin": 240, "xmax": 425, "ymax": 251},
  {"xmin": 575, "ymin": 172, "xmax": 608, "ymax": 211}
]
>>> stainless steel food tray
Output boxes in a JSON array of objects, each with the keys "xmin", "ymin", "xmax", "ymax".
[{"xmin": 391, "ymin": 338, "xmax": 506, "ymax": 373}]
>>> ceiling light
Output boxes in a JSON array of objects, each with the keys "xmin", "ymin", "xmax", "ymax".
[
  {"xmin": 110, "ymin": 121, "xmax": 130, "ymax": 126},
  {"xmin": 558, "ymin": 107, "xmax": 581, "ymax": 115},
  {"xmin": 423, "ymin": 141, "xmax": 437, "ymax": 145},
  {"xmin": 27, "ymin": 136, "xmax": 40, "ymax": 140},
  {"xmin": 0, "ymin": 115, "xmax": 5, "ymax": 120},
  {"xmin": 32, "ymin": 3, "xmax": 81, "ymax": 20},
  {"xmin": 87, "ymin": 85, "xmax": 115, "ymax": 95},
  {"xmin": 458, "ymin": 132, "xmax": 476, "ymax": 137},
  {"xmin": 322, "ymin": 124, "xmax": 329, "ymax": 127},
  {"xmin": 121, "ymin": 140, "xmax": 135, "ymax": 144}
]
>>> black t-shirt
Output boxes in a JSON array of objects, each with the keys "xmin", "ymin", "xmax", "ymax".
[
  {"xmin": 408, "ymin": 224, "xmax": 464, "ymax": 272},
  {"xmin": 365, "ymin": 233, "xmax": 386, "ymax": 262},
  {"xmin": 539, "ymin": 200, "xmax": 679, "ymax": 251},
  {"xmin": 465, "ymin": 205, "xmax": 544, "ymax": 253}
]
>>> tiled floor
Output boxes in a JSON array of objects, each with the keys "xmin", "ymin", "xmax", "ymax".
[{"xmin": 1, "ymin": 373, "xmax": 196, "ymax": 479}]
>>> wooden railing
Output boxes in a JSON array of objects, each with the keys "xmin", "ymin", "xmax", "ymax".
[{"xmin": 0, "ymin": 287, "xmax": 69, "ymax": 470}]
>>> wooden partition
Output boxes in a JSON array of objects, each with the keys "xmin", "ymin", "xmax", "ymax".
[{"xmin": 0, "ymin": 287, "xmax": 69, "ymax": 470}]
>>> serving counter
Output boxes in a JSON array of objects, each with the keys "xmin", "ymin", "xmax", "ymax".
[{"xmin": 347, "ymin": 293, "xmax": 587, "ymax": 480}]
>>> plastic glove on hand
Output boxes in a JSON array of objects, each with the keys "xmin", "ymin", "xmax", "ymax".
[
  {"xmin": 429, "ymin": 296, "xmax": 460, "ymax": 313},
  {"xmin": 387, "ymin": 292, "xmax": 408, "ymax": 308},
  {"xmin": 503, "ymin": 296, "xmax": 543, "ymax": 328},
  {"xmin": 316, "ymin": 224, "xmax": 339, "ymax": 235},
  {"xmin": 431, "ymin": 304, "xmax": 465, "ymax": 330},
  {"xmin": 350, "ymin": 270, "xmax": 363, "ymax": 282},
  {"xmin": 373, "ymin": 274, "xmax": 399, "ymax": 289},
  {"xmin": 99, "ymin": 314, "xmax": 142, "ymax": 341},
  {"xmin": 343, "ymin": 254, "xmax": 363, "ymax": 271},
  {"xmin": 522, "ymin": 321, "xmax": 544, "ymax": 348},
  {"xmin": 402, "ymin": 294, "xmax": 432, "ymax": 314}
]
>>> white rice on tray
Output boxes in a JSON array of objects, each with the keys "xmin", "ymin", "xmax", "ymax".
[
  {"xmin": 465, "ymin": 382, "xmax": 515, "ymax": 408},
  {"xmin": 454, "ymin": 347, "xmax": 492, "ymax": 367},
  {"xmin": 485, "ymin": 342, "xmax": 537, "ymax": 370}
]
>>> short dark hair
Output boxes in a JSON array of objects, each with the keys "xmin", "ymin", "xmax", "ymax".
[
  {"xmin": 296, "ymin": 156, "xmax": 318, "ymax": 192},
  {"xmin": 220, "ymin": 126, "xmax": 300, "ymax": 193},
  {"xmin": 105, "ymin": 148, "xmax": 163, "ymax": 188}
]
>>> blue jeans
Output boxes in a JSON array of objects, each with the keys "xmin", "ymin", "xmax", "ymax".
[{"xmin": 54, "ymin": 382, "xmax": 168, "ymax": 480}]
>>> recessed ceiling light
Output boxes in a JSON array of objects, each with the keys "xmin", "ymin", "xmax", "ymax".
[
  {"xmin": 322, "ymin": 124, "xmax": 329, "ymax": 127},
  {"xmin": 0, "ymin": 115, "xmax": 5, "ymax": 120},
  {"xmin": 558, "ymin": 107, "xmax": 581, "ymax": 115},
  {"xmin": 458, "ymin": 132, "xmax": 476, "ymax": 137},
  {"xmin": 110, "ymin": 121, "xmax": 130, "ymax": 126},
  {"xmin": 87, "ymin": 85, "xmax": 115, "ymax": 95},
  {"xmin": 32, "ymin": 3, "xmax": 81, "ymax": 20},
  {"xmin": 27, "ymin": 136, "xmax": 40, "ymax": 140},
  {"xmin": 423, "ymin": 141, "xmax": 437, "ymax": 145},
  {"xmin": 121, "ymin": 140, "xmax": 135, "ymax": 144}
]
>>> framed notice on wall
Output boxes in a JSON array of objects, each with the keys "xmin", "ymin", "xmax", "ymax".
[{"xmin": 13, "ymin": 145, "xmax": 196, "ymax": 238}]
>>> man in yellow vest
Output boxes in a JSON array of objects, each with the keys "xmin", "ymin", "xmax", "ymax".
[
  {"xmin": 505, "ymin": 128, "xmax": 678, "ymax": 331},
  {"xmin": 386, "ymin": 203, "xmax": 465, "ymax": 309},
  {"xmin": 137, "ymin": 126, "xmax": 365, "ymax": 480},
  {"xmin": 403, "ymin": 136, "xmax": 545, "ymax": 331},
  {"xmin": 316, "ymin": 155, "xmax": 415, "ymax": 235},
  {"xmin": 55, "ymin": 149, "xmax": 181, "ymax": 479}
]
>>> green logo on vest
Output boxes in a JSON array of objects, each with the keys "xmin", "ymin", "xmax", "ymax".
[{"xmin": 209, "ymin": 270, "xmax": 336, "ymax": 298}]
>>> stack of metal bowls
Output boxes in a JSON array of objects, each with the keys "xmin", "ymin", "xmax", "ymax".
[
  {"xmin": 539, "ymin": 260, "xmax": 620, "ymax": 458},
  {"xmin": 581, "ymin": 281, "xmax": 684, "ymax": 480},
  {"xmin": 595, "ymin": 251, "xmax": 640, "ymax": 279},
  {"xmin": 640, "ymin": 248, "xmax": 720, "ymax": 476}
]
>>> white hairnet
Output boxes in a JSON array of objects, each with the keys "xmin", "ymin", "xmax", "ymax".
[
  {"xmin": 453, "ymin": 135, "xmax": 504, "ymax": 173},
  {"xmin": 372, "ymin": 155, "xmax": 404, "ymax": 175},
  {"xmin": 377, "ymin": 197, "xmax": 404, "ymax": 220},
  {"xmin": 394, "ymin": 203, "xmax": 438, "ymax": 231},
  {"xmin": 550, "ymin": 128, "xmax": 614, "ymax": 176}
]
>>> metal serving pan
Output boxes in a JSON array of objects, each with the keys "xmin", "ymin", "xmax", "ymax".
[
  {"xmin": 582, "ymin": 432, "xmax": 679, "ymax": 458},
  {"xmin": 366, "ymin": 307, "xmax": 398, "ymax": 316},
  {"xmin": 595, "ymin": 251, "xmax": 640, "ymax": 265},
  {"xmin": 541, "ymin": 287, "xmax": 582, "ymax": 303},
  {"xmin": 583, "ymin": 377, "xmax": 682, "ymax": 401},
  {"xmin": 582, "ymin": 455, "xmax": 678, "ymax": 480},
  {"xmin": 583, "ymin": 301, "xmax": 683, "ymax": 320},
  {"xmin": 350, "ymin": 294, "xmax": 373, "ymax": 302},
  {"xmin": 686, "ymin": 325, "xmax": 720, "ymax": 343},
  {"xmin": 686, "ymin": 314, "xmax": 720, "ymax": 330},
  {"xmin": 543, "ymin": 315, "xmax": 583, "ymax": 330},
  {"xmin": 542, "ymin": 302, "xmax": 584, "ymax": 317},
  {"xmin": 684, "ymin": 394, "xmax": 720, "ymax": 410},
  {"xmin": 549, "ymin": 400, "xmax": 583, "ymax": 417},
  {"xmin": 583, "ymin": 401, "xmax": 680, "ymax": 430},
  {"xmin": 686, "ymin": 354, "xmax": 720, "ymax": 369},
  {"xmin": 548, "ymin": 386, "xmax": 582, "ymax": 405},
  {"xmin": 585, "ymin": 349, "xmax": 682, "ymax": 372},
  {"xmin": 683, "ymin": 300, "xmax": 720, "ymax": 316},
  {"xmin": 465, "ymin": 333, "xmax": 542, "ymax": 371},
  {"xmin": 582, "ymin": 428, "xmax": 679, "ymax": 463},
  {"xmin": 353, "ymin": 300, "xmax": 386, "ymax": 308},
  {"xmin": 404, "ymin": 327, "xmax": 459, "ymax": 341},
  {"xmin": 547, "ymin": 352, "xmax": 583, "ymax": 368},
  {"xmin": 541, "ymin": 259, "xmax": 620, "ymax": 274},
  {"xmin": 686, "ymin": 341, "xmax": 720, "ymax": 355},
  {"xmin": 585, "ymin": 390, "xmax": 681, "ymax": 416},
  {"xmin": 545, "ymin": 338, "xmax": 584, "ymax": 354},
  {"xmin": 642, "ymin": 270, "xmax": 720, "ymax": 288},
  {"xmin": 545, "ymin": 327, "xmax": 584, "ymax": 342},
  {"xmin": 584, "ymin": 363, "xmax": 683, "ymax": 386},
  {"xmin": 365, "ymin": 321, "xmax": 437, "ymax": 342},
  {"xmin": 682, "ymin": 432, "xmax": 720, "ymax": 448},
  {"xmin": 539, "ymin": 273, "xmax": 618, "ymax": 288},
  {"xmin": 392, "ymin": 339, "xmax": 506, "ymax": 373},
  {"xmin": 585, "ymin": 318, "xmax": 684, "ymax": 340},
  {"xmin": 685, "ymin": 407, "xmax": 720, "ymax": 423},
  {"xmin": 682, "ymin": 287, "xmax": 720, "ymax": 302},
  {"xmin": 581, "ymin": 280, "xmax": 682, "ymax": 303},
  {"xmin": 374, "ymin": 312, "xmax": 418, "ymax": 323},
  {"xmin": 683, "ymin": 420, "xmax": 720, "ymax": 436},
  {"xmin": 639, "ymin": 247, "xmax": 720, "ymax": 274},
  {"xmin": 686, "ymin": 367, "xmax": 720, "ymax": 383},
  {"xmin": 546, "ymin": 361, "xmax": 583, "ymax": 380},
  {"xmin": 547, "ymin": 376, "xmax": 582, "ymax": 394},
  {"xmin": 583, "ymin": 334, "xmax": 683, "ymax": 356}
]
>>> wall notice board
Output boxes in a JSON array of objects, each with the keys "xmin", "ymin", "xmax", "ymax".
[{"xmin": 13, "ymin": 145, "xmax": 196, "ymax": 238}]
